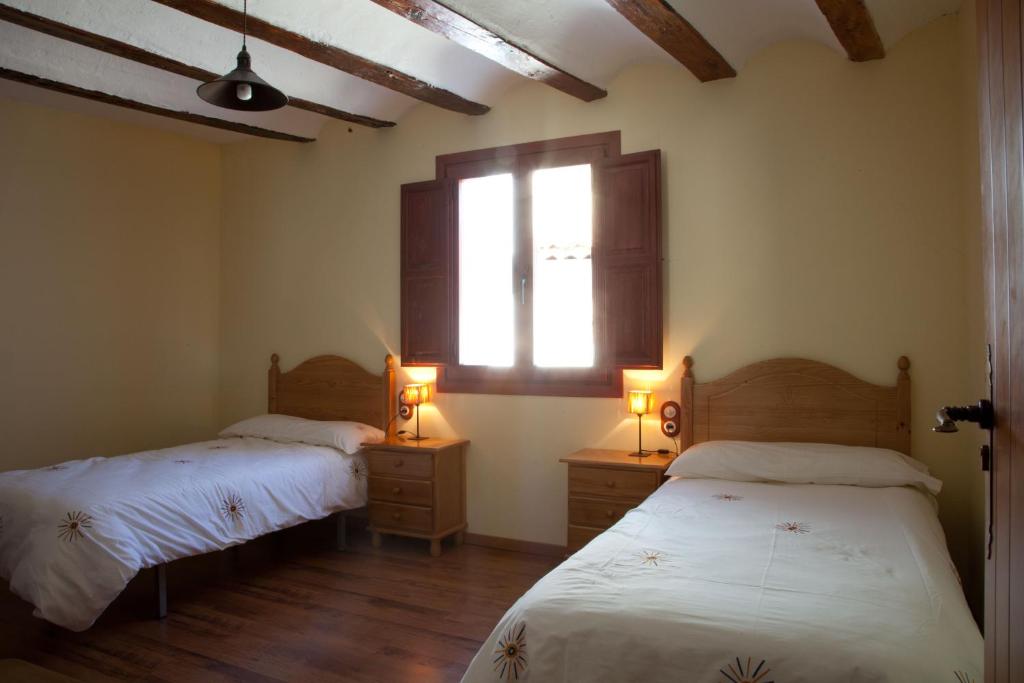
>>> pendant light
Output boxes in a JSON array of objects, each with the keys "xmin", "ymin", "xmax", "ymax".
[{"xmin": 197, "ymin": 0, "xmax": 287, "ymax": 111}]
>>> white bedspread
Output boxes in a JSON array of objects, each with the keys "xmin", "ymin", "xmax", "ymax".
[
  {"xmin": 463, "ymin": 478, "xmax": 982, "ymax": 682},
  {"xmin": 0, "ymin": 436, "xmax": 367, "ymax": 631}
]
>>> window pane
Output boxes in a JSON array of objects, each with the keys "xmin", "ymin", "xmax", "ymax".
[
  {"xmin": 532, "ymin": 164, "xmax": 594, "ymax": 368},
  {"xmin": 459, "ymin": 174, "xmax": 515, "ymax": 367}
]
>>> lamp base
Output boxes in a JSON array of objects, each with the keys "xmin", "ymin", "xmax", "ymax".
[
  {"xmin": 629, "ymin": 450, "xmax": 651, "ymax": 459},
  {"xmin": 406, "ymin": 435, "xmax": 429, "ymax": 442}
]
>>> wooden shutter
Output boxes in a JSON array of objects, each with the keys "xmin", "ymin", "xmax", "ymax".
[
  {"xmin": 400, "ymin": 179, "xmax": 456, "ymax": 366},
  {"xmin": 594, "ymin": 150, "xmax": 663, "ymax": 369}
]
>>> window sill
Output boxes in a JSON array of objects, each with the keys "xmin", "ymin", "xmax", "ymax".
[{"xmin": 437, "ymin": 365, "xmax": 623, "ymax": 398}]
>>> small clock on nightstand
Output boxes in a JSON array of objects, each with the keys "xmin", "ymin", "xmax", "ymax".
[{"xmin": 362, "ymin": 437, "xmax": 468, "ymax": 557}]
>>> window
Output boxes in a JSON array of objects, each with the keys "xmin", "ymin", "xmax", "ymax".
[{"xmin": 400, "ymin": 132, "xmax": 661, "ymax": 397}]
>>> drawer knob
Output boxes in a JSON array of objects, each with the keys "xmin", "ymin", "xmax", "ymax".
[
  {"xmin": 606, "ymin": 480, "xmax": 616, "ymax": 488},
  {"xmin": 394, "ymin": 459, "xmax": 404, "ymax": 467},
  {"xmin": 392, "ymin": 512, "xmax": 401, "ymax": 520},
  {"xmin": 606, "ymin": 510, "xmax": 615, "ymax": 519},
  {"xmin": 391, "ymin": 487, "xmax": 402, "ymax": 495}
]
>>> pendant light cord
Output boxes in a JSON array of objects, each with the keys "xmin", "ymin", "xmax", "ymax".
[{"xmin": 242, "ymin": 0, "xmax": 247, "ymax": 49}]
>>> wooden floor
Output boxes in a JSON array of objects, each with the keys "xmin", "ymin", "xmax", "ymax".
[{"xmin": 0, "ymin": 519, "xmax": 560, "ymax": 682}]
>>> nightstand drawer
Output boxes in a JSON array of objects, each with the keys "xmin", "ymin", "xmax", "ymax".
[
  {"xmin": 367, "ymin": 450, "xmax": 433, "ymax": 479},
  {"xmin": 567, "ymin": 525, "xmax": 603, "ymax": 553},
  {"xmin": 369, "ymin": 501, "xmax": 433, "ymax": 533},
  {"xmin": 568, "ymin": 465, "xmax": 660, "ymax": 502},
  {"xmin": 369, "ymin": 476, "xmax": 433, "ymax": 506},
  {"xmin": 568, "ymin": 498, "xmax": 635, "ymax": 529}
]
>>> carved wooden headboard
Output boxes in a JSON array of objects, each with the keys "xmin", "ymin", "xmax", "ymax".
[
  {"xmin": 268, "ymin": 354, "xmax": 397, "ymax": 438},
  {"xmin": 681, "ymin": 356, "xmax": 911, "ymax": 455}
]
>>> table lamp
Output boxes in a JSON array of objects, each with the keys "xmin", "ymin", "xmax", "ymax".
[
  {"xmin": 402, "ymin": 383, "xmax": 431, "ymax": 441},
  {"xmin": 627, "ymin": 389, "xmax": 655, "ymax": 458}
]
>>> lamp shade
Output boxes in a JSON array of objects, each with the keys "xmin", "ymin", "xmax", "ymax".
[
  {"xmin": 402, "ymin": 383, "xmax": 431, "ymax": 406},
  {"xmin": 197, "ymin": 47, "xmax": 288, "ymax": 112},
  {"xmin": 627, "ymin": 390, "xmax": 655, "ymax": 416}
]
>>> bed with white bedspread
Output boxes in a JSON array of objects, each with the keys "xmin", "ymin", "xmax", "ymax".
[
  {"xmin": 463, "ymin": 356, "xmax": 983, "ymax": 682},
  {"xmin": 0, "ymin": 436, "xmax": 367, "ymax": 631},
  {"xmin": 0, "ymin": 352, "xmax": 397, "ymax": 631},
  {"xmin": 462, "ymin": 475, "xmax": 982, "ymax": 682}
]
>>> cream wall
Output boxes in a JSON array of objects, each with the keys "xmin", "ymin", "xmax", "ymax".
[
  {"xmin": 958, "ymin": 0, "xmax": 988, "ymax": 618},
  {"xmin": 219, "ymin": 15, "xmax": 984, "ymax": 590},
  {"xmin": 0, "ymin": 97, "xmax": 222, "ymax": 471}
]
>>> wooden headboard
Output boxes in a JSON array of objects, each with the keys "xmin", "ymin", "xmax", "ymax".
[
  {"xmin": 268, "ymin": 353, "xmax": 397, "ymax": 438},
  {"xmin": 681, "ymin": 356, "xmax": 911, "ymax": 455}
]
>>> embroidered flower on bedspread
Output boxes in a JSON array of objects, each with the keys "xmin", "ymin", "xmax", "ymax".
[
  {"xmin": 207, "ymin": 444, "xmax": 229, "ymax": 450},
  {"xmin": 775, "ymin": 521, "xmax": 810, "ymax": 534},
  {"xmin": 591, "ymin": 547, "xmax": 675, "ymax": 576},
  {"xmin": 493, "ymin": 621, "xmax": 527, "ymax": 680},
  {"xmin": 954, "ymin": 671, "xmax": 977, "ymax": 683},
  {"xmin": 57, "ymin": 511, "xmax": 93, "ymax": 542},
  {"xmin": 638, "ymin": 549, "xmax": 667, "ymax": 567},
  {"xmin": 220, "ymin": 494, "xmax": 246, "ymax": 522},
  {"xmin": 713, "ymin": 493, "xmax": 743, "ymax": 501},
  {"xmin": 720, "ymin": 657, "xmax": 773, "ymax": 683},
  {"xmin": 174, "ymin": 459, "xmax": 193, "ymax": 464},
  {"xmin": 349, "ymin": 460, "xmax": 368, "ymax": 480}
]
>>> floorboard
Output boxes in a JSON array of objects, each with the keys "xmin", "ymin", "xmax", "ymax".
[{"xmin": 0, "ymin": 519, "xmax": 559, "ymax": 682}]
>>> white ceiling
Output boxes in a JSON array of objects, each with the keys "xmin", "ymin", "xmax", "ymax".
[{"xmin": 0, "ymin": 0, "xmax": 962, "ymax": 143}]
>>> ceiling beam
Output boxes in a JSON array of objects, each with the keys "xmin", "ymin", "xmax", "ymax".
[
  {"xmin": 368, "ymin": 0, "xmax": 606, "ymax": 102},
  {"xmin": 814, "ymin": 0, "xmax": 885, "ymax": 62},
  {"xmin": 604, "ymin": 0, "xmax": 734, "ymax": 82},
  {"xmin": 0, "ymin": 4, "xmax": 394, "ymax": 128},
  {"xmin": 0, "ymin": 66, "xmax": 313, "ymax": 142},
  {"xmin": 150, "ymin": 0, "xmax": 489, "ymax": 116}
]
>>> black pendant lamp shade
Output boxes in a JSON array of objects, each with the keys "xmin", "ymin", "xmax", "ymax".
[
  {"xmin": 196, "ymin": 0, "xmax": 287, "ymax": 112},
  {"xmin": 197, "ymin": 47, "xmax": 287, "ymax": 111}
]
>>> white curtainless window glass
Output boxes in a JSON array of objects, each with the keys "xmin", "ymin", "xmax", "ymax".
[
  {"xmin": 457, "ymin": 165, "xmax": 595, "ymax": 370},
  {"xmin": 531, "ymin": 164, "xmax": 594, "ymax": 368},
  {"xmin": 458, "ymin": 173, "xmax": 515, "ymax": 367}
]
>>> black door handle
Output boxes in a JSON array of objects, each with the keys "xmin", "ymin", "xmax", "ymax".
[{"xmin": 932, "ymin": 400, "xmax": 994, "ymax": 432}]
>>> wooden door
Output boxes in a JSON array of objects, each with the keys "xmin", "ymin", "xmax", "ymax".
[{"xmin": 977, "ymin": 1, "xmax": 1024, "ymax": 679}]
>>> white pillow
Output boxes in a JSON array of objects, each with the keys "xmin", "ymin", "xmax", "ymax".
[
  {"xmin": 219, "ymin": 414, "xmax": 385, "ymax": 454},
  {"xmin": 665, "ymin": 440, "xmax": 941, "ymax": 495}
]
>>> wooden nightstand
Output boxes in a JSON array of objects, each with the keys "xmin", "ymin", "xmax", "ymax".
[
  {"xmin": 363, "ymin": 437, "xmax": 468, "ymax": 557},
  {"xmin": 559, "ymin": 448, "xmax": 675, "ymax": 554}
]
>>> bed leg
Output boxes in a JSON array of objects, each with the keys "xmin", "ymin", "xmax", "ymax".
[
  {"xmin": 228, "ymin": 544, "xmax": 241, "ymax": 571},
  {"xmin": 155, "ymin": 564, "xmax": 167, "ymax": 620},
  {"xmin": 335, "ymin": 512, "xmax": 347, "ymax": 551}
]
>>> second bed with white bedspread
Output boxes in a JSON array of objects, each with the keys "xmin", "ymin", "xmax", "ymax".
[
  {"xmin": 462, "ymin": 477, "xmax": 982, "ymax": 682},
  {"xmin": 0, "ymin": 436, "xmax": 367, "ymax": 631}
]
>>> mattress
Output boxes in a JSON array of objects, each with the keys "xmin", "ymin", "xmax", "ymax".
[
  {"xmin": 462, "ymin": 477, "xmax": 982, "ymax": 682},
  {"xmin": 0, "ymin": 436, "xmax": 367, "ymax": 631}
]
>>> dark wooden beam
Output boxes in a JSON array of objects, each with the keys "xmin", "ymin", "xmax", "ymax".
[
  {"xmin": 368, "ymin": 0, "xmax": 606, "ymax": 102},
  {"xmin": 0, "ymin": 67, "xmax": 314, "ymax": 142},
  {"xmin": 604, "ymin": 0, "xmax": 734, "ymax": 82},
  {"xmin": 0, "ymin": 4, "xmax": 394, "ymax": 128},
  {"xmin": 150, "ymin": 0, "xmax": 489, "ymax": 116},
  {"xmin": 814, "ymin": 0, "xmax": 885, "ymax": 62}
]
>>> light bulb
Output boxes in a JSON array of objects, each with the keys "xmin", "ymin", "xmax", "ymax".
[{"xmin": 236, "ymin": 82, "xmax": 252, "ymax": 101}]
